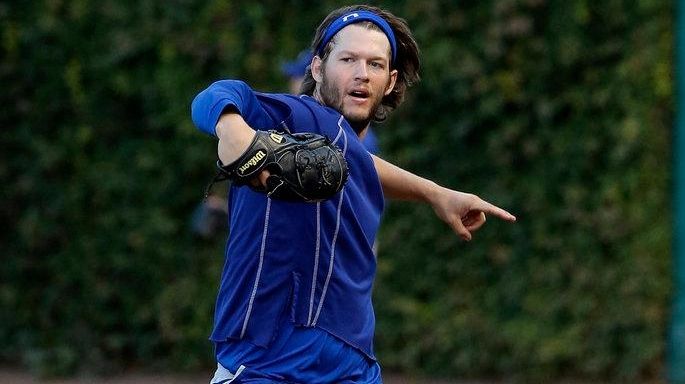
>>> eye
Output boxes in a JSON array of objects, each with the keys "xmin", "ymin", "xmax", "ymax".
[
  {"xmin": 370, "ymin": 61, "xmax": 384, "ymax": 69},
  {"xmin": 340, "ymin": 57, "xmax": 353, "ymax": 63}
]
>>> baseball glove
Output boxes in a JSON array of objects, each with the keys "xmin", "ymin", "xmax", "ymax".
[{"xmin": 213, "ymin": 130, "xmax": 348, "ymax": 202}]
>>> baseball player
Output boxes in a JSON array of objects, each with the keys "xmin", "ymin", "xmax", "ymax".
[{"xmin": 191, "ymin": 5, "xmax": 516, "ymax": 383}]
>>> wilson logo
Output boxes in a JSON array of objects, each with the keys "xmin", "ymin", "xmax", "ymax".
[
  {"xmin": 238, "ymin": 150, "xmax": 266, "ymax": 175},
  {"xmin": 269, "ymin": 133, "xmax": 284, "ymax": 143}
]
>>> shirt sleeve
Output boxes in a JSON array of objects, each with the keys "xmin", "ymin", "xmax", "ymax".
[{"xmin": 190, "ymin": 80, "xmax": 276, "ymax": 137}]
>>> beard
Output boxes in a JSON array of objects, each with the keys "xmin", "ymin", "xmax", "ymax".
[{"xmin": 317, "ymin": 71, "xmax": 385, "ymax": 134}]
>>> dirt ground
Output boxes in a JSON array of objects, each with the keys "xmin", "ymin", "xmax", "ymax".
[{"xmin": 0, "ymin": 368, "xmax": 494, "ymax": 384}]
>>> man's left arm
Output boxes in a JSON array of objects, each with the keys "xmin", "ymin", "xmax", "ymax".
[{"xmin": 372, "ymin": 155, "xmax": 516, "ymax": 241}]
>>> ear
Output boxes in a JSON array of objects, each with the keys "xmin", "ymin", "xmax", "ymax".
[
  {"xmin": 311, "ymin": 55, "xmax": 324, "ymax": 82},
  {"xmin": 384, "ymin": 69, "xmax": 398, "ymax": 96}
]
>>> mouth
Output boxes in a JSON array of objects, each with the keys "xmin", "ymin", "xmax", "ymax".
[{"xmin": 347, "ymin": 88, "xmax": 370, "ymax": 102}]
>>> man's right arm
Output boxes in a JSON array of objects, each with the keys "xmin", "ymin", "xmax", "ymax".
[
  {"xmin": 191, "ymin": 80, "xmax": 277, "ymax": 185},
  {"xmin": 191, "ymin": 80, "xmax": 266, "ymax": 164},
  {"xmin": 191, "ymin": 80, "xmax": 271, "ymax": 137}
]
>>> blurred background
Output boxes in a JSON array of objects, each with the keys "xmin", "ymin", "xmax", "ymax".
[{"xmin": 0, "ymin": 0, "xmax": 673, "ymax": 383}]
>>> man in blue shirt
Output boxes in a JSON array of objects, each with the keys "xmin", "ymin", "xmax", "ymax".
[{"xmin": 192, "ymin": 5, "xmax": 516, "ymax": 383}]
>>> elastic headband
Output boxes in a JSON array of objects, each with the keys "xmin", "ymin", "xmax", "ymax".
[{"xmin": 316, "ymin": 10, "xmax": 397, "ymax": 65}]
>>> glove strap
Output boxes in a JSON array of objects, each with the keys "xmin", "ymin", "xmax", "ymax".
[
  {"xmin": 203, "ymin": 166, "xmax": 229, "ymax": 201},
  {"xmin": 202, "ymin": 131, "xmax": 273, "ymax": 201},
  {"xmin": 219, "ymin": 131, "xmax": 272, "ymax": 181}
]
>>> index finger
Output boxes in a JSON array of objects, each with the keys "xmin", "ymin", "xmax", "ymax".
[{"xmin": 478, "ymin": 200, "xmax": 517, "ymax": 222}]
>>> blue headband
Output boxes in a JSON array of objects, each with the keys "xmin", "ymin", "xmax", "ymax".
[{"xmin": 316, "ymin": 10, "xmax": 397, "ymax": 65}]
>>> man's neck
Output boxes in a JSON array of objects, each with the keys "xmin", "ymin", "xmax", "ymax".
[{"xmin": 312, "ymin": 88, "xmax": 370, "ymax": 135}]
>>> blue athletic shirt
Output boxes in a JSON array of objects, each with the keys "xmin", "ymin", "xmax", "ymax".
[{"xmin": 191, "ymin": 80, "xmax": 384, "ymax": 377}]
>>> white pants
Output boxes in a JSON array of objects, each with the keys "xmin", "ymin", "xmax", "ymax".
[{"xmin": 210, "ymin": 362, "xmax": 246, "ymax": 384}]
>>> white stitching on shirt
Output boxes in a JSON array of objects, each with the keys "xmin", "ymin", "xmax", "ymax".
[
  {"xmin": 331, "ymin": 116, "xmax": 345, "ymax": 148},
  {"xmin": 240, "ymin": 198, "xmax": 271, "ymax": 337},
  {"xmin": 312, "ymin": 120, "xmax": 348, "ymax": 326},
  {"xmin": 312, "ymin": 189, "xmax": 345, "ymax": 326},
  {"xmin": 307, "ymin": 202, "xmax": 322, "ymax": 325}
]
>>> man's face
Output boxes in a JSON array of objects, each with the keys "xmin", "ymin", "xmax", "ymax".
[{"xmin": 312, "ymin": 24, "xmax": 398, "ymax": 131}]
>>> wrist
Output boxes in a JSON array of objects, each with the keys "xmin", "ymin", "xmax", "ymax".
[
  {"xmin": 422, "ymin": 180, "xmax": 443, "ymax": 205},
  {"xmin": 216, "ymin": 113, "xmax": 256, "ymax": 165}
]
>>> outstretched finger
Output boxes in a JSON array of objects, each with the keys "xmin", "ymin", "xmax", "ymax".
[{"xmin": 478, "ymin": 200, "xmax": 516, "ymax": 222}]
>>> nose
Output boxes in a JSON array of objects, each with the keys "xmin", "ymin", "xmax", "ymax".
[{"xmin": 354, "ymin": 61, "xmax": 369, "ymax": 81}]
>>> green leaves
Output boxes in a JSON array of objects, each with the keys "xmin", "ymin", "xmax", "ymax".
[
  {"xmin": 0, "ymin": 0, "xmax": 672, "ymax": 381},
  {"xmin": 374, "ymin": 0, "xmax": 671, "ymax": 381}
]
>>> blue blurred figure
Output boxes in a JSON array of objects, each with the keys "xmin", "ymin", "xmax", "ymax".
[{"xmin": 190, "ymin": 194, "xmax": 228, "ymax": 239}]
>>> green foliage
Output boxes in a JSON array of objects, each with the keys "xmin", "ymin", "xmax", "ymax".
[
  {"xmin": 0, "ymin": 0, "xmax": 672, "ymax": 381},
  {"xmin": 375, "ymin": 0, "xmax": 672, "ymax": 381}
]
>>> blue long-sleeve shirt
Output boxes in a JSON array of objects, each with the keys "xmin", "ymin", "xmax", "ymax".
[{"xmin": 191, "ymin": 80, "xmax": 384, "ymax": 361}]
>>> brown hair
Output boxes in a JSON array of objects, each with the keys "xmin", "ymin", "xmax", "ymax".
[{"xmin": 300, "ymin": 5, "xmax": 421, "ymax": 123}]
